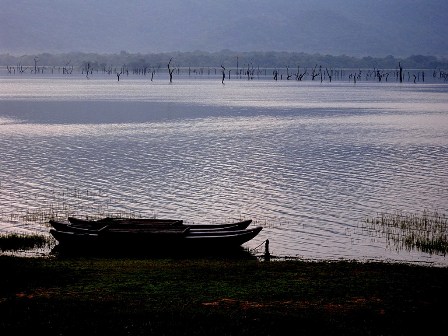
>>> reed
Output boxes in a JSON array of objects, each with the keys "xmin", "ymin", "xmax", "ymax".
[
  {"xmin": 0, "ymin": 233, "xmax": 52, "ymax": 251},
  {"xmin": 1, "ymin": 186, "xmax": 252, "ymax": 229},
  {"xmin": 364, "ymin": 210, "xmax": 448, "ymax": 255},
  {"xmin": 0, "ymin": 187, "xmax": 147, "ymax": 225}
]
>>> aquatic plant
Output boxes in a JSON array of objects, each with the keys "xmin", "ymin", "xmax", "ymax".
[
  {"xmin": 364, "ymin": 210, "xmax": 448, "ymax": 255},
  {"xmin": 0, "ymin": 187, "xmax": 147, "ymax": 226},
  {"xmin": 0, "ymin": 233, "xmax": 52, "ymax": 251}
]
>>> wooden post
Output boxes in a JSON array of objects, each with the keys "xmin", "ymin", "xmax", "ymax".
[{"xmin": 264, "ymin": 239, "xmax": 270, "ymax": 261}]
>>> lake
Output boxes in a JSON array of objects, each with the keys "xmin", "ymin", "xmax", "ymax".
[{"xmin": 1, "ymin": 73, "xmax": 447, "ymax": 265}]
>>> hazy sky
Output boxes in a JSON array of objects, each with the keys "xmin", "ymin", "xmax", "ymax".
[{"xmin": 1, "ymin": 0, "xmax": 447, "ymax": 57}]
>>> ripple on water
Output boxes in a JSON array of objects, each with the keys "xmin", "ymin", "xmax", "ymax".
[{"xmin": 1, "ymin": 80, "xmax": 447, "ymax": 265}]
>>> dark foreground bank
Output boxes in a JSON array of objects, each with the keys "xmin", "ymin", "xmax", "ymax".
[{"xmin": 1, "ymin": 255, "xmax": 447, "ymax": 336}]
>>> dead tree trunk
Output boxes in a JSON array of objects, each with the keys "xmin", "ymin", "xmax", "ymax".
[
  {"xmin": 311, "ymin": 65, "xmax": 320, "ymax": 80},
  {"xmin": 168, "ymin": 58, "xmax": 175, "ymax": 83},
  {"xmin": 221, "ymin": 65, "xmax": 226, "ymax": 84},
  {"xmin": 151, "ymin": 68, "xmax": 155, "ymax": 81},
  {"xmin": 326, "ymin": 68, "xmax": 332, "ymax": 82},
  {"xmin": 33, "ymin": 57, "xmax": 39, "ymax": 74}
]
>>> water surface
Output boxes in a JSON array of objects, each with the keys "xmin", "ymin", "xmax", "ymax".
[{"xmin": 1, "ymin": 75, "xmax": 447, "ymax": 265}]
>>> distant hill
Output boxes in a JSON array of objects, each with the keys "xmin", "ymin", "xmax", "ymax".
[{"xmin": 1, "ymin": 0, "xmax": 447, "ymax": 57}]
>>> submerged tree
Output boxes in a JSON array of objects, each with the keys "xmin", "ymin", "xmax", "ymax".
[
  {"xmin": 168, "ymin": 58, "xmax": 175, "ymax": 83},
  {"xmin": 83, "ymin": 62, "xmax": 92, "ymax": 79},
  {"xmin": 221, "ymin": 65, "xmax": 226, "ymax": 84},
  {"xmin": 325, "ymin": 68, "xmax": 332, "ymax": 82},
  {"xmin": 33, "ymin": 57, "xmax": 38, "ymax": 74},
  {"xmin": 296, "ymin": 66, "xmax": 307, "ymax": 81}
]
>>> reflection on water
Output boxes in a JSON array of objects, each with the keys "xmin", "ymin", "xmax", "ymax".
[{"xmin": 1, "ymin": 77, "xmax": 447, "ymax": 265}]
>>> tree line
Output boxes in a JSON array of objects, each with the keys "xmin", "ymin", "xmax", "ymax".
[
  {"xmin": 2, "ymin": 51, "xmax": 447, "ymax": 84},
  {"xmin": 1, "ymin": 50, "xmax": 447, "ymax": 70}
]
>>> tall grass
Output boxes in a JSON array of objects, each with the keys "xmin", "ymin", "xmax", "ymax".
[
  {"xmin": 0, "ymin": 186, "xmax": 144, "ymax": 251},
  {"xmin": 0, "ymin": 233, "xmax": 53, "ymax": 251},
  {"xmin": 364, "ymin": 210, "xmax": 448, "ymax": 255},
  {"xmin": 0, "ymin": 187, "xmax": 148, "ymax": 226}
]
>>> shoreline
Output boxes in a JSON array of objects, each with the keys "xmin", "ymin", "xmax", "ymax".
[
  {"xmin": 1, "ymin": 255, "xmax": 447, "ymax": 335},
  {"xmin": 1, "ymin": 229, "xmax": 448, "ymax": 267}
]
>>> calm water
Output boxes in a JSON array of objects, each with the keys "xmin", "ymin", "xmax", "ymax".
[{"xmin": 1, "ymin": 75, "xmax": 447, "ymax": 265}]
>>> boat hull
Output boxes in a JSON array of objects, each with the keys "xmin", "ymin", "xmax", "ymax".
[
  {"xmin": 49, "ymin": 226, "xmax": 262, "ymax": 254},
  {"xmin": 55, "ymin": 218, "xmax": 253, "ymax": 233}
]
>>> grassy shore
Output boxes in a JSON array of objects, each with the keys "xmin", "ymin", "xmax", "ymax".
[{"xmin": 1, "ymin": 255, "xmax": 447, "ymax": 336}]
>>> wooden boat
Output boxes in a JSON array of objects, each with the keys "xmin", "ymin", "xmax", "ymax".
[
  {"xmin": 65, "ymin": 217, "xmax": 252, "ymax": 232},
  {"xmin": 49, "ymin": 219, "xmax": 185, "ymax": 234},
  {"xmin": 183, "ymin": 227, "xmax": 263, "ymax": 247},
  {"xmin": 49, "ymin": 226, "xmax": 262, "ymax": 252},
  {"xmin": 68, "ymin": 217, "xmax": 183, "ymax": 226}
]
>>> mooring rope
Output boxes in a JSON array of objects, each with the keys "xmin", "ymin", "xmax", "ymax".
[{"xmin": 250, "ymin": 239, "xmax": 268, "ymax": 252}]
